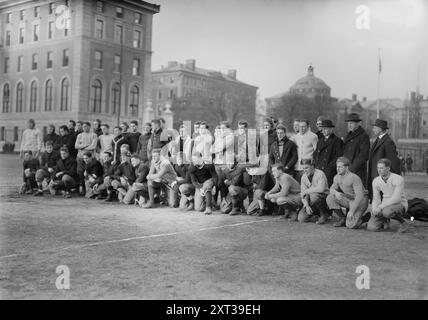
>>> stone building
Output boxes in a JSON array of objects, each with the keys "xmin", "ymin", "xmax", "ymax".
[
  {"xmin": 0, "ymin": 0, "xmax": 159, "ymax": 149},
  {"xmin": 151, "ymin": 59, "xmax": 258, "ymax": 129}
]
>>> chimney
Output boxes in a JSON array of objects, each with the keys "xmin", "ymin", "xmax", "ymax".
[
  {"xmin": 362, "ymin": 97, "xmax": 367, "ymax": 102},
  {"xmin": 227, "ymin": 69, "xmax": 237, "ymax": 80},
  {"xmin": 185, "ymin": 59, "xmax": 196, "ymax": 71},
  {"xmin": 168, "ymin": 61, "xmax": 178, "ymax": 68},
  {"xmin": 352, "ymin": 94, "xmax": 357, "ymax": 101}
]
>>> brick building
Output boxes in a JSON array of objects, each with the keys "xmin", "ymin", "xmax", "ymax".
[
  {"xmin": 0, "ymin": 0, "xmax": 159, "ymax": 149},
  {"xmin": 151, "ymin": 59, "xmax": 258, "ymax": 129}
]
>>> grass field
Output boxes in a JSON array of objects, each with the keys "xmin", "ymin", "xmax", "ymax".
[{"xmin": 0, "ymin": 154, "xmax": 427, "ymax": 300}]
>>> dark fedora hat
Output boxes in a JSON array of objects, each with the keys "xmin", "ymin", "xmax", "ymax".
[
  {"xmin": 345, "ymin": 113, "xmax": 362, "ymax": 122},
  {"xmin": 319, "ymin": 119, "xmax": 335, "ymax": 128},
  {"xmin": 372, "ymin": 118, "xmax": 388, "ymax": 130}
]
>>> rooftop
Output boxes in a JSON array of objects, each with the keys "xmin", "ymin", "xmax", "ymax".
[{"xmin": 152, "ymin": 60, "xmax": 258, "ymax": 88}]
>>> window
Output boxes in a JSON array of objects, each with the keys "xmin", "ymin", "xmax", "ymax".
[
  {"xmin": 48, "ymin": 21, "xmax": 54, "ymax": 39},
  {"xmin": 60, "ymin": 78, "xmax": 70, "ymax": 111},
  {"xmin": 95, "ymin": 19, "xmax": 104, "ymax": 38},
  {"xmin": 134, "ymin": 12, "xmax": 142, "ymax": 24},
  {"xmin": 30, "ymin": 81, "xmax": 37, "ymax": 112},
  {"xmin": 14, "ymin": 127, "xmax": 19, "ymax": 142},
  {"xmin": 20, "ymin": 9, "xmax": 25, "ymax": 21},
  {"xmin": 114, "ymin": 25, "xmax": 123, "ymax": 43},
  {"xmin": 132, "ymin": 59, "xmax": 140, "ymax": 76},
  {"xmin": 4, "ymin": 58, "xmax": 9, "ymax": 74},
  {"xmin": 5, "ymin": 31, "xmax": 11, "ymax": 46},
  {"xmin": 2, "ymin": 84, "xmax": 10, "ymax": 113},
  {"xmin": 49, "ymin": 3, "xmax": 55, "ymax": 14},
  {"xmin": 158, "ymin": 90, "xmax": 162, "ymax": 99},
  {"xmin": 129, "ymin": 86, "xmax": 139, "ymax": 117},
  {"xmin": 114, "ymin": 55, "xmax": 121, "ymax": 72},
  {"xmin": 91, "ymin": 80, "xmax": 102, "ymax": 113},
  {"xmin": 18, "ymin": 56, "xmax": 23, "ymax": 72},
  {"xmin": 6, "ymin": 13, "xmax": 11, "ymax": 24},
  {"xmin": 19, "ymin": 28, "xmax": 25, "ymax": 44},
  {"xmin": 133, "ymin": 30, "xmax": 141, "ymax": 48},
  {"xmin": 0, "ymin": 127, "xmax": 5, "ymax": 141},
  {"xmin": 45, "ymin": 80, "xmax": 53, "ymax": 111},
  {"xmin": 34, "ymin": 6, "xmax": 40, "ymax": 17},
  {"xmin": 47, "ymin": 51, "xmax": 53, "ymax": 69},
  {"xmin": 169, "ymin": 89, "xmax": 174, "ymax": 98},
  {"xmin": 96, "ymin": 1, "xmax": 104, "ymax": 13},
  {"xmin": 116, "ymin": 7, "xmax": 124, "ymax": 18},
  {"xmin": 111, "ymin": 82, "xmax": 120, "ymax": 114},
  {"xmin": 32, "ymin": 53, "xmax": 38, "ymax": 70},
  {"xmin": 63, "ymin": 49, "xmax": 69, "ymax": 67},
  {"xmin": 94, "ymin": 50, "xmax": 103, "ymax": 69},
  {"xmin": 33, "ymin": 24, "xmax": 40, "ymax": 41},
  {"xmin": 16, "ymin": 82, "xmax": 24, "ymax": 112}
]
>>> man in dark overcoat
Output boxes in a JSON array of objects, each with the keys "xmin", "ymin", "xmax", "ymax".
[
  {"xmin": 343, "ymin": 113, "xmax": 370, "ymax": 187},
  {"xmin": 313, "ymin": 119, "xmax": 344, "ymax": 186},
  {"xmin": 269, "ymin": 124, "xmax": 298, "ymax": 176},
  {"xmin": 367, "ymin": 119, "xmax": 401, "ymax": 200}
]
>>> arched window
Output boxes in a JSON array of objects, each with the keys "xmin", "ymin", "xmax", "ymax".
[
  {"xmin": 30, "ymin": 81, "xmax": 38, "ymax": 112},
  {"xmin": 111, "ymin": 82, "xmax": 120, "ymax": 114},
  {"xmin": 60, "ymin": 78, "xmax": 70, "ymax": 111},
  {"xmin": 2, "ymin": 84, "xmax": 10, "ymax": 113},
  {"xmin": 91, "ymin": 79, "xmax": 102, "ymax": 113},
  {"xmin": 129, "ymin": 85, "xmax": 139, "ymax": 117},
  {"xmin": 16, "ymin": 82, "xmax": 24, "ymax": 112},
  {"xmin": 45, "ymin": 79, "xmax": 53, "ymax": 111}
]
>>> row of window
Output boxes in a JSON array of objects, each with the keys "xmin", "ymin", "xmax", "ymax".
[
  {"xmin": 155, "ymin": 76, "xmax": 207, "ymax": 87},
  {"xmin": 94, "ymin": 51, "xmax": 141, "ymax": 76},
  {"xmin": 3, "ymin": 50, "xmax": 69, "ymax": 74},
  {"xmin": 95, "ymin": 0, "xmax": 145, "ymax": 24},
  {"xmin": 3, "ymin": 50, "xmax": 141, "ymax": 77},
  {"xmin": 1, "ymin": 80, "xmax": 140, "ymax": 117},
  {"xmin": 89, "ymin": 80, "xmax": 140, "ymax": 116},
  {"xmin": 94, "ymin": 19, "xmax": 144, "ymax": 48},
  {"xmin": 4, "ymin": 20, "xmax": 69, "ymax": 47},
  {"xmin": 4, "ymin": 2, "xmax": 64, "ymax": 23},
  {"xmin": 2, "ymin": 79, "xmax": 70, "ymax": 113}
]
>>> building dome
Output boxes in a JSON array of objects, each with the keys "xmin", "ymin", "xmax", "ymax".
[{"xmin": 289, "ymin": 65, "xmax": 331, "ymax": 97}]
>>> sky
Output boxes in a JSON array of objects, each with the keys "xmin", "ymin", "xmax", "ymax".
[{"xmin": 150, "ymin": 0, "xmax": 428, "ymax": 101}]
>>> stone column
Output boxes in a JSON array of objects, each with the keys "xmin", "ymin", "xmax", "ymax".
[
  {"xmin": 143, "ymin": 99, "xmax": 155, "ymax": 125},
  {"xmin": 163, "ymin": 100, "xmax": 174, "ymax": 129}
]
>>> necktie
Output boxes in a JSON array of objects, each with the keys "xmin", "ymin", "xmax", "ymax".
[{"xmin": 372, "ymin": 137, "xmax": 379, "ymax": 150}]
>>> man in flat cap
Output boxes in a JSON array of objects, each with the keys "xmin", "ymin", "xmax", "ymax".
[
  {"xmin": 313, "ymin": 119, "xmax": 344, "ymax": 186},
  {"xmin": 343, "ymin": 113, "xmax": 370, "ymax": 186},
  {"xmin": 367, "ymin": 118, "xmax": 400, "ymax": 200}
]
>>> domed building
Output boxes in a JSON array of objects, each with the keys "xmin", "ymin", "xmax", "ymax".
[
  {"xmin": 289, "ymin": 65, "xmax": 331, "ymax": 98},
  {"xmin": 266, "ymin": 65, "xmax": 333, "ymax": 109},
  {"xmin": 265, "ymin": 65, "xmax": 341, "ymax": 134}
]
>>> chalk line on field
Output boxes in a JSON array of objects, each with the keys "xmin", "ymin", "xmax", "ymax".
[{"xmin": 0, "ymin": 218, "xmax": 277, "ymax": 260}]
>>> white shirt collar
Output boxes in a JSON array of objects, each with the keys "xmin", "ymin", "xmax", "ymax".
[{"xmin": 378, "ymin": 132, "xmax": 387, "ymax": 140}]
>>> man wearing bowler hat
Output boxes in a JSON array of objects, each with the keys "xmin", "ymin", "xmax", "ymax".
[
  {"xmin": 313, "ymin": 119, "xmax": 344, "ymax": 186},
  {"xmin": 343, "ymin": 113, "xmax": 370, "ymax": 186},
  {"xmin": 367, "ymin": 118, "xmax": 401, "ymax": 200}
]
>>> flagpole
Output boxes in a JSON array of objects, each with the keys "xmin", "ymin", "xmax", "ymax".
[{"xmin": 376, "ymin": 48, "xmax": 381, "ymax": 118}]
